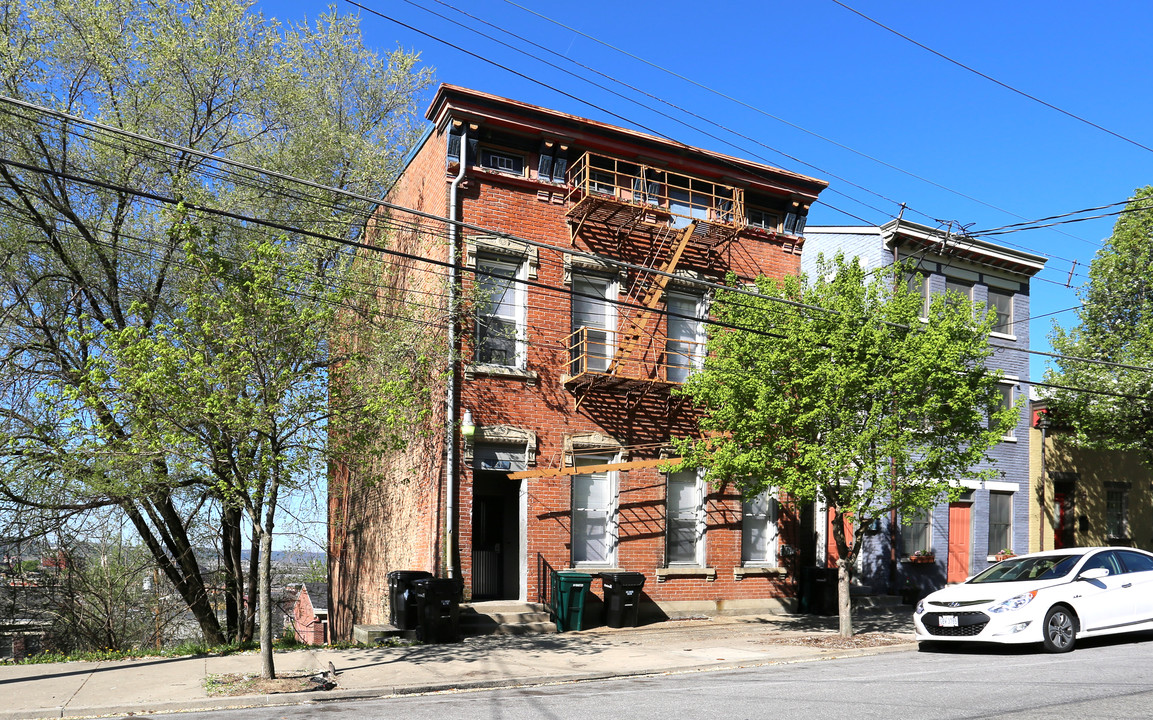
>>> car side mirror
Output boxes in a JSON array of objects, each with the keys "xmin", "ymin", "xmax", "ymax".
[{"xmin": 1078, "ymin": 567, "xmax": 1110, "ymax": 580}]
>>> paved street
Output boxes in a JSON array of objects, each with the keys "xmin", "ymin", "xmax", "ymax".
[{"xmin": 174, "ymin": 632, "xmax": 1153, "ymax": 720}]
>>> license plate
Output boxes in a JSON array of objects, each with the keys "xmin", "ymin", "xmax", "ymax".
[{"xmin": 939, "ymin": 615, "xmax": 958, "ymax": 627}]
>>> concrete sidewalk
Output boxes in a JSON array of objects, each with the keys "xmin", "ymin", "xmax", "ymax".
[{"xmin": 0, "ymin": 610, "xmax": 915, "ymax": 720}]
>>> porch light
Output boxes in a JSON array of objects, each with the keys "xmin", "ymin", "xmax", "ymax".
[{"xmin": 461, "ymin": 409, "xmax": 476, "ymax": 439}]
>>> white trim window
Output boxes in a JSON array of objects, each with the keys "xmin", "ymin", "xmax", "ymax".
[
  {"xmin": 987, "ymin": 491, "xmax": 1013, "ymax": 554},
  {"xmin": 906, "ymin": 273, "xmax": 929, "ymax": 319},
  {"xmin": 475, "ymin": 254, "xmax": 526, "ymax": 368},
  {"xmin": 571, "ymin": 272, "xmax": 616, "ymax": 373},
  {"xmin": 986, "ymin": 288, "xmax": 1014, "ymax": 335},
  {"xmin": 665, "ymin": 292, "xmax": 706, "ymax": 383},
  {"xmin": 572, "ymin": 454, "xmax": 617, "ymax": 567},
  {"xmin": 667, "ymin": 470, "xmax": 706, "ymax": 566},
  {"xmin": 742, "ymin": 491, "xmax": 779, "ymax": 564},
  {"xmin": 901, "ymin": 508, "xmax": 932, "ymax": 556},
  {"xmin": 991, "ymin": 381, "xmax": 1017, "ymax": 439}
]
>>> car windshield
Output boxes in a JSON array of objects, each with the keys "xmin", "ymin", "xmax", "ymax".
[{"xmin": 968, "ymin": 554, "xmax": 1081, "ymax": 583}]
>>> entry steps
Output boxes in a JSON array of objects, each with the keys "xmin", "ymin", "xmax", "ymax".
[
  {"xmin": 351, "ymin": 601, "xmax": 556, "ymax": 645},
  {"xmin": 461, "ymin": 601, "xmax": 557, "ymax": 636}
]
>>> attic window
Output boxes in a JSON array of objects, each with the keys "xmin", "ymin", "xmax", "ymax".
[{"xmin": 481, "ymin": 149, "xmax": 525, "ymax": 176}]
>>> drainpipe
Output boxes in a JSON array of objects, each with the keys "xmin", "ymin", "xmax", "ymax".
[{"xmin": 445, "ymin": 124, "xmax": 468, "ymax": 580}]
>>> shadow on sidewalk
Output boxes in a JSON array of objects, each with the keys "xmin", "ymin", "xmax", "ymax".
[{"xmin": 327, "ymin": 633, "xmax": 614, "ymax": 674}]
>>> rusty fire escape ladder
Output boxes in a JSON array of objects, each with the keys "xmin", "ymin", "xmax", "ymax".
[{"xmin": 607, "ymin": 221, "xmax": 699, "ymax": 376}]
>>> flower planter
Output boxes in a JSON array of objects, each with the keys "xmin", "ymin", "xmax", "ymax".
[
  {"xmin": 908, "ymin": 555, "xmax": 935, "ymax": 564},
  {"xmin": 995, "ymin": 554, "xmax": 1016, "ymax": 562}
]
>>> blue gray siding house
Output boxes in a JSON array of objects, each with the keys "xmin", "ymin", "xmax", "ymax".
[{"xmin": 802, "ymin": 220, "xmax": 1046, "ymax": 600}]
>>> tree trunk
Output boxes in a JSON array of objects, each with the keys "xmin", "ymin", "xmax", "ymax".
[
  {"xmin": 830, "ymin": 509, "xmax": 854, "ymax": 637},
  {"xmin": 122, "ymin": 500, "xmax": 225, "ymax": 645},
  {"xmin": 222, "ymin": 504, "xmax": 242, "ymax": 642},
  {"xmin": 258, "ymin": 525, "xmax": 275, "ymax": 679}
]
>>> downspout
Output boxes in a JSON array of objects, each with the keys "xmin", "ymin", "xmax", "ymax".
[{"xmin": 445, "ymin": 125, "xmax": 468, "ymax": 580}]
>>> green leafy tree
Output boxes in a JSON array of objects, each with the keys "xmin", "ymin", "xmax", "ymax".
[
  {"xmin": 1047, "ymin": 187, "xmax": 1153, "ymax": 459},
  {"xmin": 674, "ymin": 255, "xmax": 1015, "ymax": 636},
  {"xmin": 0, "ymin": 0, "xmax": 433, "ymax": 658},
  {"xmin": 101, "ymin": 219, "xmax": 432, "ymax": 677}
]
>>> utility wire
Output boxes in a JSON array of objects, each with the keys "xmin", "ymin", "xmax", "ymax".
[
  {"xmin": 829, "ymin": 0, "xmax": 1153, "ymax": 156},
  {"xmin": 494, "ymin": 0, "xmax": 1101, "ymax": 247}
]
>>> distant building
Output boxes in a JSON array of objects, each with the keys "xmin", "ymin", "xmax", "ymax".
[
  {"xmin": 1029, "ymin": 401, "xmax": 1153, "ymax": 553},
  {"xmin": 292, "ymin": 583, "xmax": 329, "ymax": 645},
  {"xmin": 803, "ymin": 221, "xmax": 1045, "ymax": 599}
]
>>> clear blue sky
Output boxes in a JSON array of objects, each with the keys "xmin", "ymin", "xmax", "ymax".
[{"xmin": 263, "ymin": 0, "xmax": 1152, "ymax": 382}]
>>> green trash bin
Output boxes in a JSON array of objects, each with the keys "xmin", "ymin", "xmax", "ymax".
[{"xmin": 552, "ymin": 571, "xmax": 592, "ymax": 631}]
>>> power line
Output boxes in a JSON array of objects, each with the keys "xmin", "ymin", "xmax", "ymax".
[
  {"xmin": 492, "ymin": 0, "xmax": 1102, "ymax": 247},
  {"xmin": 2, "ymin": 97, "xmax": 1142, "ymax": 384},
  {"xmin": 829, "ymin": 0, "xmax": 1153, "ymax": 156}
]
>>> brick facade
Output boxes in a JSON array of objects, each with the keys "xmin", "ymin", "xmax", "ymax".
[{"xmin": 330, "ymin": 85, "xmax": 828, "ymax": 640}]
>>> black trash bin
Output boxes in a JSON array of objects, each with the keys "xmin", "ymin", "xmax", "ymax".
[
  {"xmin": 551, "ymin": 571, "xmax": 592, "ymax": 631},
  {"xmin": 412, "ymin": 577, "xmax": 462, "ymax": 643},
  {"xmin": 811, "ymin": 567, "xmax": 838, "ymax": 616},
  {"xmin": 387, "ymin": 570, "xmax": 433, "ymax": 630},
  {"xmin": 599, "ymin": 571, "xmax": 645, "ymax": 628}
]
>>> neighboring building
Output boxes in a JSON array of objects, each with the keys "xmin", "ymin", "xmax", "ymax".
[
  {"xmin": 329, "ymin": 84, "xmax": 827, "ymax": 639},
  {"xmin": 1029, "ymin": 401, "xmax": 1153, "ymax": 554},
  {"xmin": 292, "ymin": 583, "xmax": 329, "ymax": 646},
  {"xmin": 802, "ymin": 222, "xmax": 1046, "ymax": 599}
]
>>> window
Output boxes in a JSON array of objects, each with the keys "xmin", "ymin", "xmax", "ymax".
[
  {"xmin": 1119, "ymin": 550, "xmax": 1153, "ymax": 573},
  {"xmin": 742, "ymin": 491, "xmax": 779, "ymax": 564},
  {"xmin": 480, "ymin": 148, "xmax": 524, "ymax": 175},
  {"xmin": 783, "ymin": 210, "xmax": 807, "ymax": 236},
  {"xmin": 988, "ymin": 492, "xmax": 1013, "ymax": 554},
  {"xmin": 475, "ymin": 255, "xmax": 525, "ymax": 367},
  {"xmin": 1106, "ymin": 486, "xmax": 1130, "ymax": 539},
  {"xmin": 667, "ymin": 470, "xmax": 706, "ymax": 565},
  {"xmin": 902, "ymin": 509, "xmax": 931, "ymax": 555},
  {"xmin": 746, "ymin": 207, "xmax": 779, "ymax": 232},
  {"xmin": 571, "ymin": 273, "xmax": 616, "ymax": 373},
  {"xmin": 665, "ymin": 293, "xmax": 705, "ymax": 383},
  {"xmin": 944, "ymin": 279, "xmax": 972, "ymax": 307},
  {"xmin": 986, "ymin": 289, "xmax": 1013, "ymax": 335},
  {"xmin": 991, "ymin": 382, "xmax": 1016, "ymax": 438},
  {"xmin": 906, "ymin": 273, "xmax": 929, "ymax": 319},
  {"xmin": 572, "ymin": 454, "xmax": 617, "ymax": 566},
  {"xmin": 536, "ymin": 140, "xmax": 568, "ymax": 183},
  {"xmin": 589, "ymin": 169, "xmax": 616, "ymax": 195}
]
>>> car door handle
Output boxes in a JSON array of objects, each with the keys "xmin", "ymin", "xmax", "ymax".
[{"xmin": 1123, "ymin": 583, "xmax": 1133, "ymax": 588}]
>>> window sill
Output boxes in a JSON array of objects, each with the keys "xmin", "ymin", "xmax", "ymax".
[
  {"xmin": 563, "ymin": 566, "xmax": 621, "ymax": 575},
  {"xmin": 655, "ymin": 566, "xmax": 716, "ymax": 582},
  {"xmin": 999, "ymin": 435, "xmax": 1018, "ymax": 443},
  {"xmin": 733, "ymin": 566, "xmax": 787, "ymax": 580},
  {"xmin": 990, "ymin": 331, "xmax": 1018, "ymax": 342},
  {"xmin": 464, "ymin": 363, "xmax": 538, "ymax": 386}
]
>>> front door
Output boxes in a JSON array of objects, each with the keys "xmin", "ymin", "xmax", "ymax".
[
  {"xmin": 947, "ymin": 502, "xmax": 972, "ymax": 583},
  {"xmin": 471, "ymin": 472, "xmax": 522, "ymax": 600},
  {"xmin": 1054, "ymin": 481, "xmax": 1075, "ymax": 549}
]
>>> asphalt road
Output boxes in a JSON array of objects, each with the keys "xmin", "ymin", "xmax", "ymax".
[{"xmin": 167, "ymin": 632, "xmax": 1153, "ymax": 720}]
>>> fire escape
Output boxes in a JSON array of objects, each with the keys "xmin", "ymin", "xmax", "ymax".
[{"xmin": 561, "ymin": 152, "xmax": 747, "ymax": 397}]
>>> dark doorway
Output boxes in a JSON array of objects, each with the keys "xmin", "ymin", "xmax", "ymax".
[
  {"xmin": 471, "ymin": 471, "xmax": 521, "ymax": 600},
  {"xmin": 1053, "ymin": 480, "xmax": 1076, "ymax": 549}
]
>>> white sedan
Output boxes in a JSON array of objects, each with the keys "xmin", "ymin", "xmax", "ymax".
[{"xmin": 914, "ymin": 547, "xmax": 1153, "ymax": 652}]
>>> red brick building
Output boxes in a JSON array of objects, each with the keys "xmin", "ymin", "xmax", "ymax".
[
  {"xmin": 329, "ymin": 85, "xmax": 827, "ymax": 640},
  {"xmin": 292, "ymin": 583, "xmax": 329, "ymax": 646}
]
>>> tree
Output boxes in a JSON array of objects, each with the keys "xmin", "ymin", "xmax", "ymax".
[
  {"xmin": 101, "ymin": 220, "xmax": 433, "ymax": 677},
  {"xmin": 673, "ymin": 255, "xmax": 1015, "ymax": 636},
  {"xmin": 1047, "ymin": 187, "xmax": 1153, "ymax": 459},
  {"xmin": 0, "ymin": 0, "xmax": 433, "ymax": 662}
]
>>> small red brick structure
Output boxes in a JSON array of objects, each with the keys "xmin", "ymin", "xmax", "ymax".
[
  {"xmin": 329, "ymin": 85, "xmax": 827, "ymax": 641},
  {"xmin": 292, "ymin": 583, "xmax": 328, "ymax": 646}
]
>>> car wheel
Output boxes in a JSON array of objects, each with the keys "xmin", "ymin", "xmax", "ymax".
[{"xmin": 1042, "ymin": 606, "xmax": 1076, "ymax": 653}]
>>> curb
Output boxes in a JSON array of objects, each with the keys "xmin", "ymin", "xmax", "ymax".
[{"xmin": 0, "ymin": 642, "xmax": 917, "ymax": 720}]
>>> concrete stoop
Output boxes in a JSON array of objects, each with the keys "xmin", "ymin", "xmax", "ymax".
[
  {"xmin": 461, "ymin": 601, "xmax": 557, "ymax": 636},
  {"xmin": 853, "ymin": 594, "xmax": 908, "ymax": 611}
]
